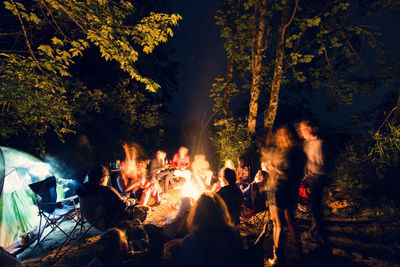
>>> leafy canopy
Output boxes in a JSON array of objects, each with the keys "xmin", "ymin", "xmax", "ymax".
[{"xmin": 0, "ymin": 0, "xmax": 181, "ymax": 149}]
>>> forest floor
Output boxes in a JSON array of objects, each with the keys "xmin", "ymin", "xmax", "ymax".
[{"xmin": 16, "ymin": 186, "xmax": 400, "ymax": 267}]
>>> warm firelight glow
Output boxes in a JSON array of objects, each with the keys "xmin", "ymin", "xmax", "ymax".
[{"xmin": 180, "ymin": 180, "xmax": 203, "ymax": 200}]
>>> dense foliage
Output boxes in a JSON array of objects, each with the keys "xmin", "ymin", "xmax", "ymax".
[
  {"xmin": 0, "ymin": 0, "xmax": 181, "ymax": 157},
  {"xmin": 210, "ymin": 118, "xmax": 252, "ymax": 168}
]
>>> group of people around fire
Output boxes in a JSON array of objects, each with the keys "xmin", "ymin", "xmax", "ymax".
[{"xmin": 79, "ymin": 120, "xmax": 329, "ymax": 267}]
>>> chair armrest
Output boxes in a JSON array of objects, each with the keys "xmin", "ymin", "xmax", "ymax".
[
  {"xmin": 62, "ymin": 195, "xmax": 79, "ymax": 202},
  {"xmin": 39, "ymin": 195, "xmax": 78, "ymax": 207}
]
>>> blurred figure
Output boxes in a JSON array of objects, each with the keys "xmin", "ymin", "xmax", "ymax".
[
  {"xmin": 171, "ymin": 146, "xmax": 191, "ymax": 182},
  {"xmin": 87, "ymin": 228, "xmax": 131, "ymax": 267},
  {"xmin": 191, "ymin": 154, "xmax": 213, "ymax": 190},
  {"xmin": 117, "ymin": 221, "xmax": 150, "ymax": 253},
  {"xmin": 163, "ymin": 197, "xmax": 193, "ymax": 239},
  {"xmin": 131, "ymin": 160, "xmax": 162, "ymax": 206},
  {"xmin": 180, "ymin": 192, "xmax": 243, "ymax": 267},
  {"xmin": 211, "ymin": 159, "xmax": 235, "ymax": 194},
  {"xmin": 242, "ymin": 170, "xmax": 268, "ymax": 210},
  {"xmin": 261, "ymin": 126, "xmax": 306, "ymax": 266},
  {"xmin": 150, "ymin": 151, "xmax": 175, "ymax": 194},
  {"xmin": 118, "ymin": 142, "xmax": 141, "ymax": 194},
  {"xmin": 236, "ymin": 156, "xmax": 250, "ymax": 187},
  {"xmin": 78, "ymin": 165, "xmax": 150, "ymax": 227},
  {"xmin": 217, "ymin": 168, "xmax": 243, "ymax": 226},
  {"xmin": 297, "ymin": 120, "xmax": 329, "ymax": 249}
]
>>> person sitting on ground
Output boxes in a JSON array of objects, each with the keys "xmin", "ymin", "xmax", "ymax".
[
  {"xmin": 236, "ymin": 156, "xmax": 251, "ymax": 189},
  {"xmin": 140, "ymin": 173, "xmax": 162, "ymax": 206},
  {"xmin": 150, "ymin": 150, "xmax": 175, "ymax": 195},
  {"xmin": 87, "ymin": 228, "xmax": 139, "ymax": 267},
  {"xmin": 217, "ymin": 168, "xmax": 244, "ymax": 226},
  {"xmin": 211, "ymin": 159, "xmax": 235, "ymax": 194},
  {"xmin": 180, "ymin": 192, "xmax": 244, "ymax": 267},
  {"xmin": 78, "ymin": 165, "xmax": 150, "ymax": 228},
  {"xmin": 242, "ymin": 170, "xmax": 268, "ymax": 210},
  {"xmin": 118, "ymin": 156, "xmax": 162, "ymax": 206},
  {"xmin": 120, "ymin": 220, "xmax": 167, "ymax": 267},
  {"xmin": 162, "ymin": 197, "xmax": 193, "ymax": 265},
  {"xmin": 163, "ymin": 197, "xmax": 193, "ymax": 239},
  {"xmin": 132, "ymin": 159, "xmax": 162, "ymax": 206},
  {"xmin": 118, "ymin": 142, "xmax": 144, "ymax": 195},
  {"xmin": 171, "ymin": 146, "xmax": 191, "ymax": 182},
  {"xmin": 191, "ymin": 154, "xmax": 213, "ymax": 191}
]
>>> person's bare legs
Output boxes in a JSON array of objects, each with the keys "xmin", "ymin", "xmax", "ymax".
[
  {"xmin": 284, "ymin": 208, "xmax": 303, "ymax": 263},
  {"xmin": 153, "ymin": 182, "xmax": 162, "ymax": 204},
  {"xmin": 269, "ymin": 205, "xmax": 283, "ymax": 265},
  {"xmin": 140, "ymin": 189, "xmax": 151, "ymax": 206}
]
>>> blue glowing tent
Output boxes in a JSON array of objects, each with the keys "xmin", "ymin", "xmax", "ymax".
[{"xmin": 0, "ymin": 146, "xmax": 53, "ymax": 247}]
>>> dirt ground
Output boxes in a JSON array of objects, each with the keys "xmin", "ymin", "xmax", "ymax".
[{"xmin": 16, "ymin": 187, "xmax": 400, "ymax": 267}]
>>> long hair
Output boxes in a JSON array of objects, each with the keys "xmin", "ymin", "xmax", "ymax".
[
  {"xmin": 262, "ymin": 125, "xmax": 296, "ymax": 190},
  {"xmin": 188, "ymin": 192, "xmax": 234, "ymax": 235},
  {"xmin": 98, "ymin": 228, "xmax": 130, "ymax": 264},
  {"xmin": 237, "ymin": 156, "xmax": 247, "ymax": 168}
]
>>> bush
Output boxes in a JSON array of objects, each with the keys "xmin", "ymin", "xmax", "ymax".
[
  {"xmin": 210, "ymin": 118, "xmax": 252, "ymax": 169},
  {"xmin": 332, "ymin": 130, "xmax": 400, "ymax": 214}
]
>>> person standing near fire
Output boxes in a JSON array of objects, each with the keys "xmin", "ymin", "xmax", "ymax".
[{"xmin": 297, "ymin": 120, "xmax": 330, "ymax": 251}]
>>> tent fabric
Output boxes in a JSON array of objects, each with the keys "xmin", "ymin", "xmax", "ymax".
[
  {"xmin": 0, "ymin": 149, "xmax": 5, "ymax": 200},
  {"xmin": 0, "ymin": 146, "xmax": 57, "ymax": 247}
]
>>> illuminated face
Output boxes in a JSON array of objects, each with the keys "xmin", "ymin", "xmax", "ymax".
[
  {"xmin": 179, "ymin": 147, "xmax": 188, "ymax": 157},
  {"xmin": 157, "ymin": 151, "xmax": 166, "ymax": 160},
  {"xmin": 225, "ymin": 159, "xmax": 235, "ymax": 169},
  {"xmin": 298, "ymin": 122, "xmax": 313, "ymax": 140}
]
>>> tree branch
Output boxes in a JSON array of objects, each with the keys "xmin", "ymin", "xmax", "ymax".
[
  {"xmin": 281, "ymin": 0, "xmax": 298, "ymax": 42},
  {"xmin": 376, "ymin": 106, "xmax": 399, "ymax": 134},
  {"xmin": 39, "ymin": 0, "xmax": 70, "ymax": 41},
  {"xmin": 51, "ymin": 0, "xmax": 86, "ymax": 32},
  {"xmin": 10, "ymin": 0, "xmax": 43, "ymax": 73}
]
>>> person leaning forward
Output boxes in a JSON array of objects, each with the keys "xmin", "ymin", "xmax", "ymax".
[{"xmin": 78, "ymin": 165, "xmax": 150, "ymax": 229}]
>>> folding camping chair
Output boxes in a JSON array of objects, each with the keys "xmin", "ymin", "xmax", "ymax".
[
  {"xmin": 28, "ymin": 176, "xmax": 80, "ymax": 248},
  {"xmin": 52, "ymin": 192, "xmax": 107, "ymax": 262}
]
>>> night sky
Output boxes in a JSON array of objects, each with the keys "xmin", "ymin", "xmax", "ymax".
[{"xmin": 168, "ymin": 0, "xmax": 225, "ymax": 129}]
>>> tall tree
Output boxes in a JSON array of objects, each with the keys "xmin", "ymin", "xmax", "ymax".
[
  {"xmin": 213, "ymin": 0, "xmax": 400, "ymax": 135},
  {"xmin": 248, "ymin": 0, "xmax": 268, "ymax": 134}
]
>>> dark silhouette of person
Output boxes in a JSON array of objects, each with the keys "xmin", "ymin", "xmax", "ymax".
[
  {"xmin": 180, "ymin": 192, "xmax": 243, "ymax": 267},
  {"xmin": 217, "ymin": 168, "xmax": 244, "ymax": 226},
  {"xmin": 78, "ymin": 165, "xmax": 150, "ymax": 228}
]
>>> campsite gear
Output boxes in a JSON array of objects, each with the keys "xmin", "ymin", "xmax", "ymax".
[
  {"xmin": 28, "ymin": 176, "xmax": 80, "ymax": 246},
  {"xmin": 52, "ymin": 193, "xmax": 107, "ymax": 262}
]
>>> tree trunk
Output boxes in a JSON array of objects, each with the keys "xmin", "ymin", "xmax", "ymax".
[
  {"xmin": 248, "ymin": 0, "xmax": 267, "ymax": 135},
  {"xmin": 222, "ymin": 57, "xmax": 234, "ymax": 117},
  {"xmin": 263, "ymin": 39, "xmax": 285, "ymax": 132},
  {"xmin": 263, "ymin": 0, "xmax": 298, "ymax": 133}
]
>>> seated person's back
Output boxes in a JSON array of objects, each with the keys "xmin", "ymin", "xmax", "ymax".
[
  {"xmin": 217, "ymin": 168, "xmax": 243, "ymax": 225},
  {"xmin": 78, "ymin": 165, "xmax": 148, "ymax": 228},
  {"xmin": 180, "ymin": 193, "xmax": 243, "ymax": 267}
]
